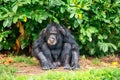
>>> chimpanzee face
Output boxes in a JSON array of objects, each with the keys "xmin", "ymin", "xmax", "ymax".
[{"xmin": 46, "ymin": 26, "xmax": 59, "ymax": 46}]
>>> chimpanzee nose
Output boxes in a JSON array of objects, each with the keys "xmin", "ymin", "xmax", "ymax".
[{"xmin": 50, "ymin": 38, "xmax": 55, "ymax": 43}]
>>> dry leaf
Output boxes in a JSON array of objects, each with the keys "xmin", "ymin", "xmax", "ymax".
[
  {"xmin": 4, "ymin": 58, "xmax": 14, "ymax": 65},
  {"xmin": 13, "ymin": 21, "xmax": 25, "ymax": 53}
]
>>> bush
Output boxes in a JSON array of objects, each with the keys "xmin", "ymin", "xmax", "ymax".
[{"xmin": 0, "ymin": 0, "xmax": 120, "ymax": 56}]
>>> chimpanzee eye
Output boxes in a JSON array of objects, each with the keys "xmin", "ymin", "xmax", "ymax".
[{"xmin": 50, "ymin": 26, "xmax": 58, "ymax": 33}]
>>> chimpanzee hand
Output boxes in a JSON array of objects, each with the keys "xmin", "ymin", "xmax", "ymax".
[{"xmin": 41, "ymin": 61, "xmax": 56, "ymax": 70}]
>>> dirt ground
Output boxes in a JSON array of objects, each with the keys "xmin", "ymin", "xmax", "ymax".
[{"xmin": 0, "ymin": 54, "xmax": 120, "ymax": 75}]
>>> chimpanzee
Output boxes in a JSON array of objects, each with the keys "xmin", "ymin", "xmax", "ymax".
[{"xmin": 32, "ymin": 22, "xmax": 80, "ymax": 70}]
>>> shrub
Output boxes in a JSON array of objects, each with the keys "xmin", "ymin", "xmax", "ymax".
[{"xmin": 0, "ymin": 0, "xmax": 120, "ymax": 56}]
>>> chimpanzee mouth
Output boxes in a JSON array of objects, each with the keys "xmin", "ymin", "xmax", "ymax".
[{"xmin": 47, "ymin": 39, "xmax": 57, "ymax": 45}]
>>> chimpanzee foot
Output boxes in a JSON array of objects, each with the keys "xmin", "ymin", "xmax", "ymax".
[
  {"xmin": 41, "ymin": 63, "xmax": 50, "ymax": 70},
  {"xmin": 49, "ymin": 64, "xmax": 56, "ymax": 69},
  {"xmin": 41, "ymin": 61, "xmax": 51, "ymax": 70},
  {"xmin": 64, "ymin": 64, "xmax": 72, "ymax": 70},
  {"xmin": 42, "ymin": 64, "xmax": 56, "ymax": 70},
  {"xmin": 53, "ymin": 61, "xmax": 61, "ymax": 68},
  {"xmin": 72, "ymin": 64, "xmax": 80, "ymax": 70},
  {"xmin": 42, "ymin": 66, "xmax": 50, "ymax": 70}
]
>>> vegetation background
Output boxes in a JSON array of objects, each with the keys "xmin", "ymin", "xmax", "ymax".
[{"xmin": 0, "ymin": 0, "xmax": 120, "ymax": 56}]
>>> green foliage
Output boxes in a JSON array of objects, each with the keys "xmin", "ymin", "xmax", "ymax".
[
  {"xmin": 0, "ymin": 30, "xmax": 12, "ymax": 50},
  {"xmin": 0, "ymin": 0, "xmax": 120, "ymax": 56}
]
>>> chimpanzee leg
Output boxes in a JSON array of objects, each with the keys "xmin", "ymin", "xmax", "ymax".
[
  {"xmin": 32, "ymin": 47, "xmax": 52, "ymax": 70},
  {"xmin": 32, "ymin": 43, "xmax": 56, "ymax": 70},
  {"xmin": 61, "ymin": 43, "xmax": 72, "ymax": 69},
  {"xmin": 42, "ymin": 43, "xmax": 56, "ymax": 69},
  {"xmin": 71, "ymin": 50, "xmax": 80, "ymax": 69},
  {"xmin": 37, "ymin": 52, "xmax": 50, "ymax": 70}
]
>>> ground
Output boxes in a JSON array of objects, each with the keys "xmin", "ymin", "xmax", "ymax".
[{"xmin": 0, "ymin": 54, "xmax": 120, "ymax": 75}]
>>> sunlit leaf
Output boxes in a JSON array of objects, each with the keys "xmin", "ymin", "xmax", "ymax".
[
  {"xmin": 70, "ymin": 13, "xmax": 75, "ymax": 18},
  {"xmin": 13, "ymin": 16, "xmax": 18, "ymax": 23},
  {"xmin": 3, "ymin": 19, "xmax": 12, "ymax": 27},
  {"xmin": 23, "ymin": 16, "xmax": 27, "ymax": 22},
  {"xmin": 60, "ymin": 7, "xmax": 65, "ymax": 13},
  {"xmin": 12, "ymin": 5, "xmax": 18, "ymax": 13}
]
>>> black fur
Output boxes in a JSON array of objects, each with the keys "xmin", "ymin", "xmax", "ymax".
[{"xmin": 32, "ymin": 22, "xmax": 80, "ymax": 70}]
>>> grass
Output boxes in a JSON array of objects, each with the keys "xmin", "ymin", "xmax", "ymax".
[
  {"xmin": 0, "ymin": 55, "xmax": 120, "ymax": 80},
  {"xmin": 17, "ymin": 68, "xmax": 120, "ymax": 80},
  {"xmin": 2, "ymin": 55, "xmax": 37, "ymax": 66},
  {"xmin": 0, "ymin": 64, "xmax": 120, "ymax": 80},
  {"xmin": 92, "ymin": 58, "xmax": 101, "ymax": 66},
  {"xmin": 0, "ymin": 65, "xmax": 17, "ymax": 80},
  {"xmin": 13, "ymin": 56, "xmax": 37, "ymax": 65}
]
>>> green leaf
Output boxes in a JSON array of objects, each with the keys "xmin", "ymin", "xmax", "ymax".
[
  {"xmin": 109, "ymin": 43, "xmax": 117, "ymax": 51},
  {"xmin": 114, "ymin": 17, "xmax": 119, "ymax": 23},
  {"xmin": 77, "ymin": 19, "xmax": 83, "ymax": 24},
  {"xmin": 0, "ymin": 30, "xmax": 12, "ymax": 42},
  {"xmin": 90, "ymin": 48, "xmax": 95, "ymax": 55},
  {"xmin": 86, "ymin": 31, "xmax": 92, "ymax": 42},
  {"xmin": 3, "ymin": 19, "xmax": 9, "ymax": 27},
  {"xmin": 98, "ymin": 34, "xmax": 103, "ymax": 40},
  {"xmin": 49, "ymin": 0, "xmax": 65, "ymax": 6},
  {"xmin": 74, "ymin": 20, "xmax": 79, "ymax": 28},
  {"xmin": 103, "ymin": 44, "xmax": 108, "ymax": 53},
  {"xmin": 13, "ymin": 16, "xmax": 18, "ymax": 23},
  {"xmin": 98, "ymin": 42, "xmax": 117, "ymax": 53},
  {"xmin": 53, "ymin": 17, "xmax": 59, "ymax": 24},
  {"xmin": 86, "ymin": 27, "xmax": 98, "ymax": 33},
  {"xmin": 60, "ymin": 7, "xmax": 65, "ymax": 13},
  {"xmin": 98, "ymin": 42, "xmax": 108, "ymax": 53},
  {"xmin": 12, "ymin": 5, "xmax": 18, "ymax": 13},
  {"xmin": 102, "ymin": 11, "xmax": 106, "ymax": 18},
  {"xmin": 82, "ymin": 4, "xmax": 90, "ymax": 10},
  {"xmin": 3, "ymin": 19, "xmax": 12, "ymax": 27},
  {"xmin": 79, "ymin": 35, "xmax": 86, "ymax": 43},
  {"xmin": 69, "ymin": 13, "xmax": 74, "ymax": 18},
  {"xmin": 103, "ymin": 19, "xmax": 110, "ymax": 23},
  {"xmin": 1, "ymin": 7, "xmax": 9, "ymax": 12}
]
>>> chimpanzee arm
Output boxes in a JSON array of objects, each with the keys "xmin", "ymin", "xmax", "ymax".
[
  {"xmin": 71, "ymin": 44, "xmax": 80, "ymax": 69},
  {"xmin": 41, "ymin": 43, "xmax": 56, "ymax": 69},
  {"xmin": 32, "ymin": 28, "xmax": 46, "ymax": 59},
  {"xmin": 61, "ymin": 43, "xmax": 72, "ymax": 69},
  {"xmin": 62, "ymin": 26, "xmax": 80, "ymax": 69},
  {"xmin": 32, "ymin": 28, "xmax": 55, "ymax": 70}
]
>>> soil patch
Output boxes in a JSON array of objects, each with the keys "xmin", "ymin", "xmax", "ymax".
[{"xmin": 0, "ymin": 54, "xmax": 120, "ymax": 75}]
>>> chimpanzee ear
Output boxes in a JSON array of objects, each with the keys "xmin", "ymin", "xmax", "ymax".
[
  {"xmin": 42, "ymin": 28, "xmax": 46, "ymax": 34},
  {"xmin": 39, "ymin": 28, "xmax": 46, "ymax": 37},
  {"xmin": 59, "ymin": 25, "xmax": 66, "ymax": 35},
  {"xmin": 38, "ymin": 28, "xmax": 46, "ymax": 41}
]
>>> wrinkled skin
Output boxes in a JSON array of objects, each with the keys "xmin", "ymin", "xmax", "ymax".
[{"xmin": 32, "ymin": 22, "xmax": 80, "ymax": 70}]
